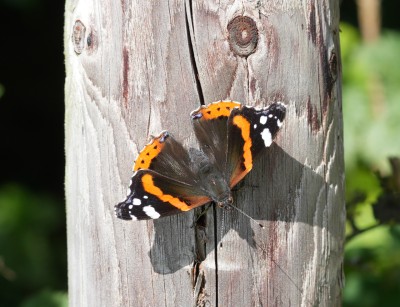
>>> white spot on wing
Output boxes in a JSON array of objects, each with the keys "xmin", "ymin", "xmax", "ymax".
[
  {"xmin": 129, "ymin": 205, "xmax": 133, "ymax": 209},
  {"xmin": 132, "ymin": 198, "xmax": 142, "ymax": 206},
  {"xmin": 261, "ymin": 128, "xmax": 272, "ymax": 147},
  {"xmin": 259, "ymin": 115, "xmax": 268, "ymax": 125},
  {"xmin": 143, "ymin": 195, "xmax": 148, "ymax": 199},
  {"xmin": 268, "ymin": 114, "xmax": 273, "ymax": 118},
  {"xmin": 277, "ymin": 119, "xmax": 283, "ymax": 127},
  {"xmin": 130, "ymin": 214, "xmax": 138, "ymax": 221},
  {"xmin": 143, "ymin": 206, "xmax": 161, "ymax": 219},
  {"xmin": 253, "ymin": 124, "xmax": 257, "ymax": 129}
]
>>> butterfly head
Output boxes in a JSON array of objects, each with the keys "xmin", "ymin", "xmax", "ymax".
[{"xmin": 216, "ymin": 194, "xmax": 234, "ymax": 210}]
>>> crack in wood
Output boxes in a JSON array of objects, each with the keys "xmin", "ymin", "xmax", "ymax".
[
  {"xmin": 192, "ymin": 207, "xmax": 208, "ymax": 306},
  {"xmin": 185, "ymin": 0, "xmax": 204, "ymax": 105},
  {"xmin": 184, "ymin": 2, "xmax": 224, "ymax": 304},
  {"xmin": 212, "ymin": 204, "xmax": 219, "ymax": 307},
  {"xmin": 122, "ymin": 47, "xmax": 130, "ymax": 108}
]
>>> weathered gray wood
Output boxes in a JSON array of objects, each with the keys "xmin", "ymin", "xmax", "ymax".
[{"xmin": 65, "ymin": 0, "xmax": 345, "ymax": 306}]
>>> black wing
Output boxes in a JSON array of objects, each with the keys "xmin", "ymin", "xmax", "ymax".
[
  {"xmin": 116, "ymin": 131, "xmax": 211, "ymax": 220},
  {"xmin": 191, "ymin": 101, "xmax": 286, "ymax": 188}
]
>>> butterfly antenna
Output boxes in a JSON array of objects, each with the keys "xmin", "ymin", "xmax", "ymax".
[
  {"xmin": 229, "ymin": 204, "xmax": 265, "ymax": 228},
  {"xmin": 219, "ymin": 209, "xmax": 225, "ymax": 248}
]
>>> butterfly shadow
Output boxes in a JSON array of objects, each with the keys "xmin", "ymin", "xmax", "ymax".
[{"xmin": 148, "ymin": 145, "xmax": 341, "ymax": 274}]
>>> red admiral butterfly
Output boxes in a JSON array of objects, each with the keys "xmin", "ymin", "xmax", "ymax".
[{"xmin": 115, "ymin": 101, "xmax": 286, "ymax": 220}]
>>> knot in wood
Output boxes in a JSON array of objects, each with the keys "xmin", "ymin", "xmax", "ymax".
[
  {"xmin": 227, "ymin": 16, "xmax": 258, "ymax": 57},
  {"xmin": 72, "ymin": 20, "xmax": 86, "ymax": 54}
]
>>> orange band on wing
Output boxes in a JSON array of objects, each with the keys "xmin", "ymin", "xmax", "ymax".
[
  {"xmin": 194, "ymin": 101, "xmax": 241, "ymax": 120},
  {"xmin": 232, "ymin": 115, "xmax": 253, "ymax": 172},
  {"xmin": 133, "ymin": 134, "xmax": 167, "ymax": 171},
  {"xmin": 141, "ymin": 174, "xmax": 192, "ymax": 211}
]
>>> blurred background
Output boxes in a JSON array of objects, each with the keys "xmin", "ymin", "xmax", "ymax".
[{"xmin": 0, "ymin": 0, "xmax": 399, "ymax": 306}]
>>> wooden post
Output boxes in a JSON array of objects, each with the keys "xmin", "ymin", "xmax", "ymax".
[{"xmin": 65, "ymin": 1, "xmax": 345, "ymax": 306}]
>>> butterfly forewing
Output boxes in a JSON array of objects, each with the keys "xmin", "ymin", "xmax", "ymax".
[
  {"xmin": 115, "ymin": 170, "xmax": 211, "ymax": 220},
  {"xmin": 226, "ymin": 103, "xmax": 286, "ymax": 188},
  {"xmin": 116, "ymin": 131, "xmax": 212, "ymax": 220}
]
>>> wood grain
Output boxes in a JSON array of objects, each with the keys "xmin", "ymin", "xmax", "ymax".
[{"xmin": 65, "ymin": 0, "xmax": 345, "ymax": 306}]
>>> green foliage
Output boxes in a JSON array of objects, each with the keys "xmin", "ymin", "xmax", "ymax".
[
  {"xmin": 0, "ymin": 0, "xmax": 42, "ymax": 11},
  {"xmin": 345, "ymin": 226, "xmax": 400, "ymax": 307},
  {"xmin": 21, "ymin": 290, "xmax": 68, "ymax": 307},
  {"xmin": 0, "ymin": 83, "xmax": 4, "ymax": 100},
  {"xmin": 341, "ymin": 23, "xmax": 400, "ymax": 306},
  {"xmin": 342, "ymin": 24, "xmax": 400, "ymax": 172},
  {"xmin": 0, "ymin": 184, "xmax": 67, "ymax": 306}
]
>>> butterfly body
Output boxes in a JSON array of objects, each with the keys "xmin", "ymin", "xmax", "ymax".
[{"xmin": 115, "ymin": 101, "xmax": 286, "ymax": 221}]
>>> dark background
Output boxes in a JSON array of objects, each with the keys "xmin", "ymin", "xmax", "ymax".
[
  {"xmin": 0, "ymin": 0, "xmax": 64, "ymax": 196},
  {"xmin": 0, "ymin": 1, "xmax": 66, "ymax": 306},
  {"xmin": 0, "ymin": 1, "xmax": 399, "ymax": 306}
]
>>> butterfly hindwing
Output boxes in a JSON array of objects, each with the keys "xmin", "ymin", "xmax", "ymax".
[
  {"xmin": 190, "ymin": 101, "xmax": 241, "ymax": 171},
  {"xmin": 134, "ymin": 131, "xmax": 197, "ymax": 185}
]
